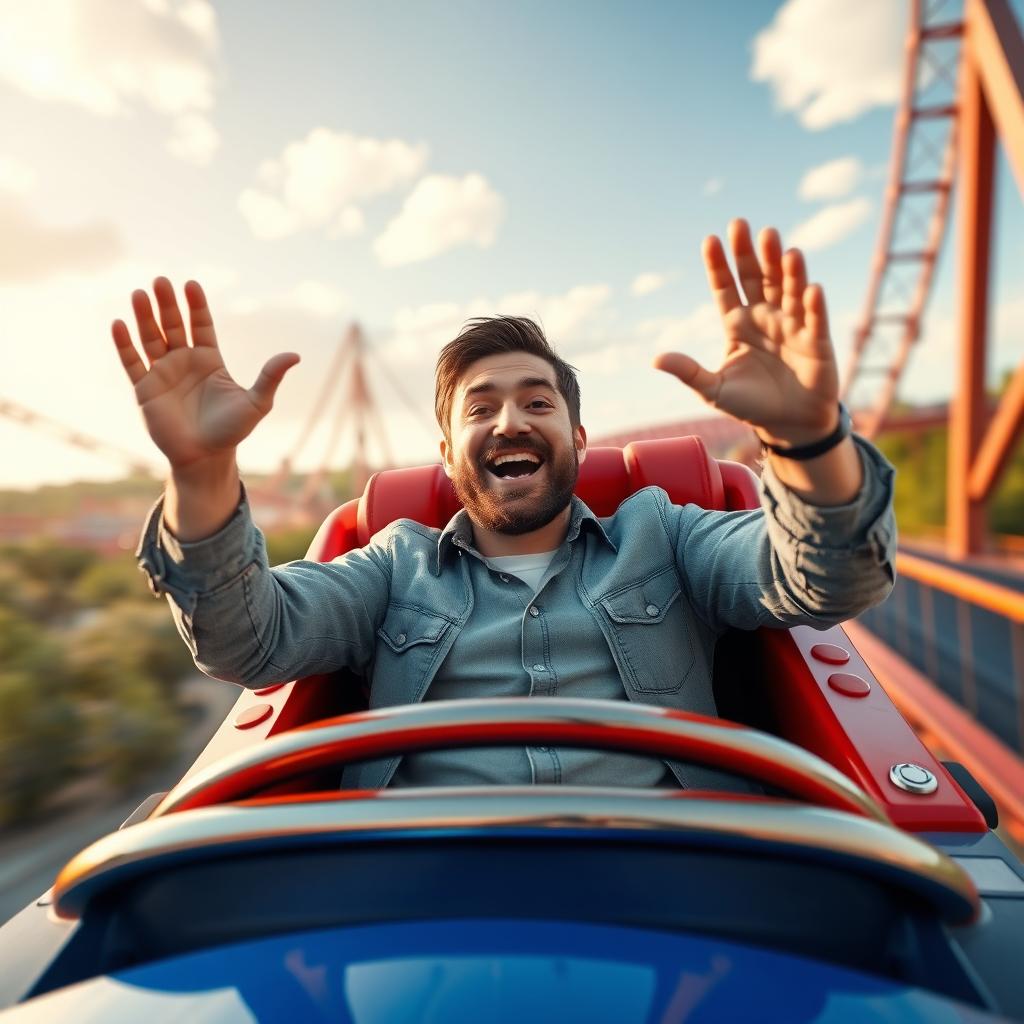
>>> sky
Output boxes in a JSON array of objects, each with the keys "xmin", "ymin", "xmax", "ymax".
[{"xmin": 1, "ymin": 0, "xmax": 1022, "ymax": 490}]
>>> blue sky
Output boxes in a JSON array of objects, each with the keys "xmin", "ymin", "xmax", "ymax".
[{"xmin": 1, "ymin": 0, "xmax": 1021, "ymax": 489}]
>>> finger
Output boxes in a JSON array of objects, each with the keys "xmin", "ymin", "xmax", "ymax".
[
  {"xmin": 781, "ymin": 248, "xmax": 808, "ymax": 330},
  {"xmin": 758, "ymin": 227, "xmax": 783, "ymax": 307},
  {"xmin": 184, "ymin": 280, "xmax": 218, "ymax": 348},
  {"xmin": 111, "ymin": 319, "xmax": 147, "ymax": 385},
  {"xmin": 248, "ymin": 352, "xmax": 301, "ymax": 411},
  {"xmin": 652, "ymin": 352, "xmax": 721, "ymax": 405},
  {"xmin": 702, "ymin": 235, "xmax": 742, "ymax": 316},
  {"xmin": 728, "ymin": 218, "xmax": 764, "ymax": 305},
  {"xmin": 153, "ymin": 277, "xmax": 188, "ymax": 350},
  {"xmin": 803, "ymin": 284, "xmax": 832, "ymax": 349},
  {"xmin": 131, "ymin": 289, "xmax": 167, "ymax": 363}
]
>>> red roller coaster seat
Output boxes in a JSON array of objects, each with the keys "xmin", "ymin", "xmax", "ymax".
[{"xmin": 307, "ymin": 437, "xmax": 760, "ymax": 562}]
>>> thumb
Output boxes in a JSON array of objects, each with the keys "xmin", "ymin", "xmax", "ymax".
[
  {"xmin": 249, "ymin": 352, "xmax": 301, "ymax": 410},
  {"xmin": 653, "ymin": 352, "xmax": 720, "ymax": 404}
]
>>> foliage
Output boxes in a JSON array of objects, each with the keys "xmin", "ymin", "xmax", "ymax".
[
  {"xmin": 875, "ymin": 425, "xmax": 1024, "ymax": 539},
  {"xmin": 0, "ymin": 559, "xmax": 192, "ymax": 821},
  {"xmin": 73, "ymin": 555, "xmax": 152, "ymax": 606},
  {"xmin": 0, "ymin": 542, "xmax": 99, "ymax": 623},
  {"xmin": 69, "ymin": 600, "xmax": 194, "ymax": 693},
  {"xmin": 0, "ymin": 608, "xmax": 80, "ymax": 824},
  {"xmin": 265, "ymin": 525, "xmax": 317, "ymax": 565}
]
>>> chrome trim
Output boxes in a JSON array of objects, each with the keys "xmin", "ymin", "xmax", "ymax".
[
  {"xmin": 51, "ymin": 788, "xmax": 979, "ymax": 925},
  {"xmin": 153, "ymin": 698, "xmax": 887, "ymax": 822}
]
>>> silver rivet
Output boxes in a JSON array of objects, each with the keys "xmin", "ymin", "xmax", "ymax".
[
  {"xmin": 533, "ymin": 663, "xmax": 546, "ymax": 672},
  {"xmin": 397, "ymin": 633, "xmax": 407, "ymax": 645},
  {"xmin": 889, "ymin": 762, "xmax": 937, "ymax": 794},
  {"xmin": 646, "ymin": 604, "xmax": 659, "ymax": 617},
  {"xmin": 529, "ymin": 606, "xmax": 539, "ymax": 617}
]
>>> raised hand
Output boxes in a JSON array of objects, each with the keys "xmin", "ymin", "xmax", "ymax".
[
  {"xmin": 654, "ymin": 219, "xmax": 839, "ymax": 447},
  {"xmin": 112, "ymin": 278, "xmax": 300, "ymax": 470}
]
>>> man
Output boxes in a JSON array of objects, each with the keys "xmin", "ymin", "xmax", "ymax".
[{"xmin": 118, "ymin": 220, "xmax": 895, "ymax": 790}]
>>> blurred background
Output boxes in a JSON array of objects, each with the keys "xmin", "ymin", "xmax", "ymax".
[{"xmin": 1, "ymin": 0, "xmax": 1022, "ymax": 919}]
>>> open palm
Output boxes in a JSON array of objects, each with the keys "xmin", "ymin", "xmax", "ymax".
[
  {"xmin": 655, "ymin": 220, "xmax": 839, "ymax": 446},
  {"xmin": 111, "ymin": 278, "xmax": 299, "ymax": 470}
]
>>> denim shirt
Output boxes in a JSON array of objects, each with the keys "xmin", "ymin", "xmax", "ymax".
[{"xmin": 137, "ymin": 436, "xmax": 896, "ymax": 790}]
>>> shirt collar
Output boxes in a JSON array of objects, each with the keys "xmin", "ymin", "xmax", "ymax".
[{"xmin": 433, "ymin": 495, "xmax": 616, "ymax": 574}]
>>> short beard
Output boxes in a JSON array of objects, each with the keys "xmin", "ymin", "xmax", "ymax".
[{"xmin": 450, "ymin": 442, "xmax": 579, "ymax": 536}]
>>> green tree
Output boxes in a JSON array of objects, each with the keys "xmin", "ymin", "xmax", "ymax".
[{"xmin": 0, "ymin": 608, "xmax": 80, "ymax": 824}]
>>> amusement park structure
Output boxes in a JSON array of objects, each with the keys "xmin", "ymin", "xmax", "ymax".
[
  {"xmin": 1, "ymin": 1, "xmax": 1024, "ymax": 1019},
  {"xmin": 844, "ymin": 0, "xmax": 1024, "ymax": 558}
]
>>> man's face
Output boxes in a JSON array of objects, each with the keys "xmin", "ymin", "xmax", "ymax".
[{"xmin": 440, "ymin": 352, "xmax": 587, "ymax": 536}]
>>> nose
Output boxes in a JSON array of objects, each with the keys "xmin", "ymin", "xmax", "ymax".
[{"xmin": 494, "ymin": 400, "xmax": 531, "ymax": 437}]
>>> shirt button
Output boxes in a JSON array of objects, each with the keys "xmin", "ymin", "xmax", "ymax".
[
  {"xmin": 529, "ymin": 606, "xmax": 539, "ymax": 617},
  {"xmin": 646, "ymin": 604, "xmax": 659, "ymax": 617},
  {"xmin": 397, "ymin": 633, "xmax": 407, "ymax": 645},
  {"xmin": 500, "ymin": 574, "xmax": 510, "ymax": 583},
  {"xmin": 532, "ymin": 664, "xmax": 546, "ymax": 672}
]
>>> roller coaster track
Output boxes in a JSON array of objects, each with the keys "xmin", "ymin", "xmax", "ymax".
[{"xmin": 842, "ymin": 0, "xmax": 965, "ymax": 437}]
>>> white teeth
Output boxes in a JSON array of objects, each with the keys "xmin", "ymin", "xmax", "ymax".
[{"xmin": 492, "ymin": 452, "xmax": 541, "ymax": 466}]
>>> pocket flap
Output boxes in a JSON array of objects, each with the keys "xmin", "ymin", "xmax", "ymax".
[
  {"xmin": 378, "ymin": 604, "xmax": 452, "ymax": 652},
  {"xmin": 601, "ymin": 568, "xmax": 681, "ymax": 624}
]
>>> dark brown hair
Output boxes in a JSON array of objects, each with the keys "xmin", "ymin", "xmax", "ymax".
[{"xmin": 434, "ymin": 316, "xmax": 581, "ymax": 442}]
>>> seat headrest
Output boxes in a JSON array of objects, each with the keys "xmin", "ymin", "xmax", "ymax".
[{"xmin": 356, "ymin": 436, "xmax": 727, "ymax": 545}]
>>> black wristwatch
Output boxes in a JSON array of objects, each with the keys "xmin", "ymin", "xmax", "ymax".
[{"xmin": 760, "ymin": 403, "xmax": 852, "ymax": 461}]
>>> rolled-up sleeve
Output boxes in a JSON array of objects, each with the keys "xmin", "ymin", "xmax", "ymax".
[
  {"xmin": 136, "ymin": 491, "xmax": 391, "ymax": 687},
  {"xmin": 673, "ymin": 436, "xmax": 897, "ymax": 633}
]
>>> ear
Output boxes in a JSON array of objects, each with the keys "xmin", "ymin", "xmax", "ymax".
[
  {"xmin": 439, "ymin": 437, "xmax": 454, "ymax": 478},
  {"xmin": 574, "ymin": 424, "xmax": 588, "ymax": 465}
]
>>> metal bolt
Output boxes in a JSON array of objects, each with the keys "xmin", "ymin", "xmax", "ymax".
[{"xmin": 889, "ymin": 762, "xmax": 938, "ymax": 794}]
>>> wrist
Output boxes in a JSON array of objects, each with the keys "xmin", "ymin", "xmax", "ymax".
[
  {"xmin": 755, "ymin": 408, "xmax": 841, "ymax": 449},
  {"xmin": 170, "ymin": 451, "xmax": 239, "ymax": 491}
]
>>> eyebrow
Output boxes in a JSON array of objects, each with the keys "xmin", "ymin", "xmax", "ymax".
[{"xmin": 463, "ymin": 375, "xmax": 558, "ymax": 400}]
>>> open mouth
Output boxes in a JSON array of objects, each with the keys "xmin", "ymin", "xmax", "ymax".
[{"xmin": 485, "ymin": 451, "xmax": 545, "ymax": 481}]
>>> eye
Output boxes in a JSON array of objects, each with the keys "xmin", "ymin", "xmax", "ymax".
[
  {"xmin": 467, "ymin": 405, "xmax": 491, "ymax": 418},
  {"xmin": 528, "ymin": 398, "xmax": 554, "ymax": 410}
]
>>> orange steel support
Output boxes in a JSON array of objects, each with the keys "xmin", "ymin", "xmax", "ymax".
[
  {"xmin": 949, "ymin": 55, "xmax": 995, "ymax": 559},
  {"xmin": 948, "ymin": 0, "xmax": 1024, "ymax": 556},
  {"xmin": 843, "ymin": 1, "xmax": 961, "ymax": 436}
]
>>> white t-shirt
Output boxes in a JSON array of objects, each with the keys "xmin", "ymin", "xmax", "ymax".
[{"xmin": 486, "ymin": 549, "xmax": 559, "ymax": 592}]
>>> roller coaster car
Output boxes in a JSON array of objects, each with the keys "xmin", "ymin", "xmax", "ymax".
[{"xmin": 2, "ymin": 438, "xmax": 1023, "ymax": 1022}]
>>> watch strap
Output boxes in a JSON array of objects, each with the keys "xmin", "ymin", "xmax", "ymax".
[{"xmin": 760, "ymin": 404, "xmax": 851, "ymax": 461}]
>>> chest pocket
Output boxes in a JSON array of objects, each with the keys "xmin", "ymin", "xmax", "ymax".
[
  {"xmin": 372, "ymin": 603, "xmax": 455, "ymax": 706},
  {"xmin": 599, "ymin": 566, "xmax": 693, "ymax": 693}
]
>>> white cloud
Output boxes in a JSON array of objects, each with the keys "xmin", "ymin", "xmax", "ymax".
[
  {"xmin": 0, "ymin": 156, "xmax": 37, "ymax": 196},
  {"xmin": 0, "ymin": 194, "xmax": 121, "ymax": 282},
  {"xmin": 631, "ymin": 271, "xmax": 670, "ymax": 297},
  {"xmin": 798, "ymin": 156, "xmax": 864, "ymax": 201},
  {"xmin": 703, "ymin": 177, "xmax": 723, "ymax": 197},
  {"xmin": 0, "ymin": 0, "xmax": 221, "ymax": 163},
  {"xmin": 571, "ymin": 304, "xmax": 723, "ymax": 380},
  {"xmin": 166, "ymin": 111, "xmax": 219, "ymax": 165},
  {"xmin": 239, "ymin": 128, "xmax": 428, "ymax": 240},
  {"xmin": 751, "ymin": 0, "xmax": 904, "ymax": 130},
  {"xmin": 373, "ymin": 173, "xmax": 505, "ymax": 267},
  {"xmin": 227, "ymin": 279, "xmax": 349, "ymax": 319},
  {"xmin": 329, "ymin": 206, "xmax": 366, "ymax": 239},
  {"xmin": 788, "ymin": 197, "xmax": 873, "ymax": 251},
  {"xmin": 384, "ymin": 282, "xmax": 612, "ymax": 364}
]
